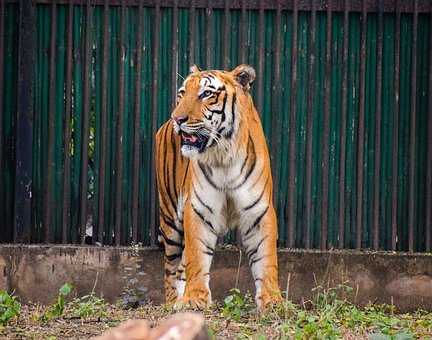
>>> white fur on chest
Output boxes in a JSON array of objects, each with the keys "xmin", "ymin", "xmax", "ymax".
[{"xmin": 187, "ymin": 154, "xmax": 267, "ymax": 236}]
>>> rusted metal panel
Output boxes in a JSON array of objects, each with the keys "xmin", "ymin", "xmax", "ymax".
[
  {"xmin": 304, "ymin": 0, "xmax": 316, "ymax": 250},
  {"xmin": 286, "ymin": 0, "xmax": 298, "ymax": 249},
  {"xmin": 44, "ymin": 0, "xmax": 57, "ymax": 243},
  {"xmin": 426, "ymin": 3, "xmax": 432, "ymax": 252},
  {"xmin": 114, "ymin": 2, "xmax": 125, "ymax": 246},
  {"xmin": 132, "ymin": 0, "xmax": 144, "ymax": 243},
  {"xmin": 14, "ymin": 0, "xmax": 36, "ymax": 243},
  {"xmin": 356, "ymin": 0, "xmax": 367, "ymax": 249},
  {"xmin": 14, "ymin": 0, "xmax": 432, "ymax": 13},
  {"xmin": 3, "ymin": 0, "xmax": 432, "ymax": 253},
  {"xmin": 391, "ymin": 0, "xmax": 401, "ymax": 251},
  {"xmin": 62, "ymin": 0, "xmax": 74, "ymax": 244},
  {"xmin": 338, "ymin": 0, "xmax": 349, "ymax": 249},
  {"xmin": 97, "ymin": 0, "xmax": 109, "ymax": 245},
  {"xmin": 408, "ymin": 0, "xmax": 418, "ymax": 252},
  {"xmin": 321, "ymin": 0, "xmax": 332, "ymax": 250},
  {"xmin": 373, "ymin": 0, "xmax": 384, "ymax": 250}
]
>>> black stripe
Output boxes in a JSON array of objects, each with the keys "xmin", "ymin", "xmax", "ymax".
[
  {"xmin": 243, "ymin": 176, "xmax": 269, "ymax": 211},
  {"xmin": 240, "ymin": 148, "xmax": 250, "ymax": 174},
  {"xmin": 165, "ymin": 253, "xmax": 182, "ymax": 261},
  {"xmin": 193, "ymin": 185, "xmax": 214, "ymax": 214},
  {"xmin": 192, "ymin": 204, "xmax": 218, "ymax": 236},
  {"xmin": 165, "ymin": 269, "xmax": 176, "ymax": 276},
  {"xmin": 250, "ymin": 256, "xmax": 263, "ymax": 267},
  {"xmin": 246, "ymin": 236, "xmax": 268, "ymax": 259},
  {"xmin": 159, "ymin": 228, "xmax": 183, "ymax": 248},
  {"xmin": 199, "ymin": 238, "xmax": 215, "ymax": 253},
  {"xmin": 233, "ymin": 137, "xmax": 257, "ymax": 190},
  {"xmin": 171, "ymin": 125, "xmax": 178, "ymax": 200},
  {"xmin": 217, "ymin": 127, "xmax": 225, "ymax": 135},
  {"xmin": 160, "ymin": 208, "xmax": 184, "ymax": 236},
  {"xmin": 163, "ymin": 126, "xmax": 177, "ymax": 212},
  {"xmin": 198, "ymin": 161, "xmax": 220, "ymax": 190},
  {"xmin": 181, "ymin": 160, "xmax": 190, "ymax": 189},
  {"xmin": 226, "ymin": 93, "xmax": 236, "ymax": 139},
  {"xmin": 244, "ymin": 205, "xmax": 269, "ymax": 237}
]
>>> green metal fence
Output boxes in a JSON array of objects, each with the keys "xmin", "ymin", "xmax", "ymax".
[{"xmin": 1, "ymin": 1, "xmax": 431, "ymax": 252}]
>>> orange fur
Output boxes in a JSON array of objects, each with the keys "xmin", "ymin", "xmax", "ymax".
[{"xmin": 156, "ymin": 65, "xmax": 281, "ymax": 310}]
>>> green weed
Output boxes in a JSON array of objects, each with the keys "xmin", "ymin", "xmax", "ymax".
[
  {"xmin": 0, "ymin": 290, "xmax": 21, "ymax": 325},
  {"xmin": 68, "ymin": 293, "xmax": 107, "ymax": 319},
  {"xmin": 222, "ymin": 288, "xmax": 254, "ymax": 322},
  {"xmin": 42, "ymin": 283, "xmax": 73, "ymax": 321}
]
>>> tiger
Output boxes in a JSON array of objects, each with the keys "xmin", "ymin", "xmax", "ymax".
[{"xmin": 155, "ymin": 64, "xmax": 281, "ymax": 310}]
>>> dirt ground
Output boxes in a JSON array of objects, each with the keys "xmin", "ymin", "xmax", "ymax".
[{"xmin": 1, "ymin": 298, "xmax": 432, "ymax": 340}]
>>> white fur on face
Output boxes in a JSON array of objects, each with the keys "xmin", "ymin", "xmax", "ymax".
[{"xmin": 181, "ymin": 145, "xmax": 200, "ymax": 158}]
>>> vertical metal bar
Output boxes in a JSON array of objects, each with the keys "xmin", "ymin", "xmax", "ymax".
[
  {"xmin": 287, "ymin": 0, "xmax": 298, "ymax": 248},
  {"xmin": 271, "ymin": 0, "xmax": 281, "ymax": 216},
  {"xmin": 304, "ymin": 0, "xmax": 316, "ymax": 249},
  {"xmin": 79, "ymin": 0, "xmax": 92, "ymax": 244},
  {"xmin": 115, "ymin": 2, "xmax": 125, "ymax": 246},
  {"xmin": 373, "ymin": 0, "xmax": 383, "ymax": 250},
  {"xmin": 256, "ymin": 0, "xmax": 264, "ymax": 114},
  {"xmin": 62, "ymin": 1, "xmax": 73, "ymax": 244},
  {"xmin": 97, "ymin": 0, "xmax": 109, "ymax": 244},
  {"xmin": 239, "ymin": 0, "xmax": 246, "ymax": 64},
  {"xmin": 171, "ymin": 0, "xmax": 178, "ymax": 104},
  {"xmin": 222, "ymin": 0, "xmax": 230, "ymax": 69},
  {"xmin": 391, "ymin": 0, "xmax": 401, "ymax": 251},
  {"xmin": 408, "ymin": 0, "xmax": 418, "ymax": 252},
  {"xmin": 150, "ymin": 2, "xmax": 161, "ymax": 246},
  {"xmin": 132, "ymin": 0, "xmax": 143, "ymax": 244},
  {"xmin": 426, "ymin": 4, "xmax": 432, "ymax": 252},
  {"xmin": 44, "ymin": 0, "xmax": 57, "ymax": 243},
  {"xmin": 338, "ymin": 0, "xmax": 349, "ymax": 249},
  {"xmin": 188, "ymin": 0, "xmax": 195, "ymax": 65},
  {"xmin": 321, "ymin": 0, "xmax": 332, "ymax": 250},
  {"xmin": 0, "ymin": 0, "xmax": 5, "ymax": 226},
  {"xmin": 14, "ymin": 0, "xmax": 36, "ymax": 243},
  {"xmin": 356, "ymin": 0, "xmax": 367, "ymax": 249},
  {"xmin": 205, "ymin": 0, "xmax": 213, "ymax": 68}
]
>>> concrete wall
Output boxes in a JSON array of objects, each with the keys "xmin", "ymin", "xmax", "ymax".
[{"xmin": 0, "ymin": 245, "xmax": 431, "ymax": 312}]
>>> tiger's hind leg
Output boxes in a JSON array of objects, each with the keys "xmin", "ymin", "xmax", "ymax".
[{"xmin": 159, "ymin": 211, "xmax": 184, "ymax": 304}]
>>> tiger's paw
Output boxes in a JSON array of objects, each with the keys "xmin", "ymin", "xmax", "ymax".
[
  {"xmin": 256, "ymin": 291, "xmax": 283, "ymax": 312},
  {"xmin": 173, "ymin": 296, "xmax": 210, "ymax": 311}
]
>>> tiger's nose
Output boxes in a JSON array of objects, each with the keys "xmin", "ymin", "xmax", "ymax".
[{"xmin": 173, "ymin": 115, "xmax": 188, "ymax": 125}]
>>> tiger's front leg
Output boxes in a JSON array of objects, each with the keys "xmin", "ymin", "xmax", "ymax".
[
  {"xmin": 240, "ymin": 203, "xmax": 282, "ymax": 309},
  {"xmin": 175, "ymin": 189, "xmax": 223, "ymax": 310}
]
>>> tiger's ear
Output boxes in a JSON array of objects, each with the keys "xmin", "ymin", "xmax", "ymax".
[
  {"xmin": 231, "ymin": 64, "xmax": 256, "ymax": 91},
  {"xmin": 190, "ymin": 64, "xmax": 201, "ymax": 73}
]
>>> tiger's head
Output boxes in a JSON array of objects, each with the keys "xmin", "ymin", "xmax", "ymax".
[{"xmin": 171, "ymin": 64, "xmax": 256, "ymax": 159}]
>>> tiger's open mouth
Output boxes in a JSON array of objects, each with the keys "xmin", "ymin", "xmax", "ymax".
[{"xmin": 180, "ymin": 131, "xmax": 209, "ymax": 153}]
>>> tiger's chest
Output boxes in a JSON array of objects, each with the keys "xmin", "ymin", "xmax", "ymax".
[{"xmin": 185, "ymin": 155, "xmax": 265, "ymax": 234}]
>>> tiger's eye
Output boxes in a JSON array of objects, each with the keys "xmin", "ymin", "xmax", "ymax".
[{"xmin": 203, "ymin": 90, "xmax": 212, "ymax": 97}]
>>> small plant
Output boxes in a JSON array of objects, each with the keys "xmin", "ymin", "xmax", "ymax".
[
  {"xmin": 69, "ymin": 293, "xmax": 107, "ymax": 319},
  {"xmin": 222, "ymin": 288, "xmax": 253, "ymax": 322},
  {"xmin": 0, "ymin": 290, "xmax": 21, "ymax": 325},
  {"xmin": 42, "ymin": 283, "xmax": 73, "ymax": 321}
]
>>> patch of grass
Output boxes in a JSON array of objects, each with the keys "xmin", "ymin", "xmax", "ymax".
[
  {"xmin": 68, "ymin": 293, "xmax": 107, "ymax": 319},
  {"xmin": 0, "ymin": 291, "xmax": 21, "ymax": 325},
  {"xmin": 1, "ymin": 285, "xmax": 431, "ymax": 339},
  {"xmin": 222, "ymin": 288, "xmax": 254, "ymax": 322}
]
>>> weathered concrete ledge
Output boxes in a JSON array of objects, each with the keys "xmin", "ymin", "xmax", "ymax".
[{"xmin": 0, "ymin": 245, "xmax": 431, "ymax": 312}]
